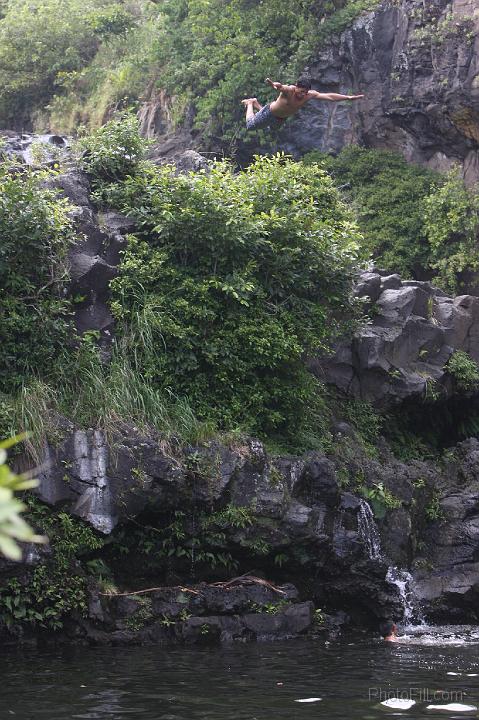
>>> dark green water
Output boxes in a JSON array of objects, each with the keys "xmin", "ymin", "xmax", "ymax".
[{"xmin": 2, "ymin": 627, "xmax": 479, "ymax": 719}]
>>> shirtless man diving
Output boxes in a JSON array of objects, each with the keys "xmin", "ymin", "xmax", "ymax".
[{"xmin": 243, "ymin": 76, "xmax": 364, "ymax": 131}]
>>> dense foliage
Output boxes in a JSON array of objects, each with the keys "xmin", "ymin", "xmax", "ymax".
[
  {"xmin": 0, "ymin": 118, "xmax": 361, "ymax": 452},
  {"xmin": 77, "ymin": 111, "xmax": 151, "ymax": 182},
  {"xmin": 0, "ymin": 498, "xmax": 103, "ymax": 629},
  {"xmin": 304, "ymin": 146, "xmax": 479, "ymax": 291},
  {"xmin": 0, "ymin": 0, "xmax": 379, "ymax": 134},
  {"xmin": 0, "ymin": 165, "xmax": 76, "ymax": 392},
  {"xmin": 0, "ymin": 0, "xmax": 116, "ymax": 126},
  {"xmin": 446, "ymin": 351, "xmax": 479, "ymax": 392},
  {"xmin": 85, "ymin": 129, "xmax": 361, "ymax": 440}
]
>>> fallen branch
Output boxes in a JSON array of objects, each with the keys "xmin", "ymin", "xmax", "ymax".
[
  {"xmin": 99, "ymin": 585, "xmax": 201, "ymax": 597},
  {"xmin": 99, "ymin": 574, "xmax": 287, "ymax": 598},
  {"xmin": 211, "ymin": 573, "xmax": 287, "ymax": 595}
]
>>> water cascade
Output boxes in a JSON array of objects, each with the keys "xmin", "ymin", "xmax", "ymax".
[
  {"xmin": 357, "ymin": 498, "xmax": 382, "ymax": 560},
  {"xmin": 357, "ymin": 500, "xmax": 425, "ymax": 626},
  {"xmin": 386, "ymin": 565, "xmax": 425, "ymax": 626}
]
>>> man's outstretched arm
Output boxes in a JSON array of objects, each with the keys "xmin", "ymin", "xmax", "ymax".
[
  {"xmin": 265, "ymin": 77, "xmax": 294, "ymax": 94},
  {"xmin": 308, "ymin": 90, "xmax": 364, "ymax": 101}
]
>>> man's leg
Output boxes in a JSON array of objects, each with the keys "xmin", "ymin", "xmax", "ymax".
[
  {"xmin": 242, "ymin": 99, "xmax": 271, "ymax": 130},
  {"xmin": 242, "ymin": 98, "xmax": 258, "ymax": 125}
]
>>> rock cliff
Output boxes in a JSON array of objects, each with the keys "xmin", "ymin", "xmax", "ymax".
[
  {"xmin": 318, "ymin": 269, "xmax": 479, "ymax": 406},
  {"xmin": 277, "ymin": 0, "xmax": 479, "ymax": 186}
]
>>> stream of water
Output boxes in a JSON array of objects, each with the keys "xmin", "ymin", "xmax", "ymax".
[{"xmin": 2, "ymin": 632, "xmax": 479, "ymax": 720}]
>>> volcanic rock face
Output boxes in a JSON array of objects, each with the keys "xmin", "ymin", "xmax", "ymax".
[
  {"xmin": 20, "ymin": 168, "xmax": 479, "ymax": 636},
  {"xmin": 318, "ymin": 269, "xmax": 479, "ymax": 406},
  {"xmin": 276, "ymin": 0, "xmax": 479, "ymax": 184},
  {"xmin": 4, "ymin": 162, "xmax": 479, "ymax": 642},
  {"xmin": 43, "ymin": 171, "xmax": 136, "ymax": 358},
  {"xmin": 412, "ymin": 438, "xmax": 479, "ymax": 623}
]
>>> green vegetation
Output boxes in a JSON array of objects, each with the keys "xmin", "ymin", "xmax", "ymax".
[
  {"xmin": 0, "ymin": 498, "xmax": 103, "ymax": 629},
  {"xmin": 359, "ymin": 482, "xmax": 402, "ymax": 520},
  {"xmin": 124, "ymin": 596, "xmax": 153, "ymax": 630},
  {"xmin": 0, "ymin": 164, "xmax": 76, "ymax": 393},
  {"xmin": 0, "ymin": 437, "xmax": 44, "ymax": 560},
  {"xmin": 423, "ymin": 173, "xmax": 479, "ymax": 292},
  {"xmin": 303, "ymin": 147, "xmax": 479, "ymax": 291},
  {"xmin": 78, "ymin": 119, "xmax": 360, "ymax": 446},
  {"xmin": 0, "ymin": 0, "xmax": 379, "ymax": 136},
  {"xmin": 425, "ymin": 492, "xmax": 444, "ymax": 522},
  {"xmin": 0, "ymin": 117, "xmax": 360, "ymax": 454},
  {"xmin": 446, "ymin": 351, "xmax": 479, "ymax": 392},
  {"xmin": 0, "ymin": 0, "xmax": 135, "ymax": 127},
  {"xmin": 112, "ymin": 505, "xmax": 258, "ymax": 576},
  {"xmin": 77, "ymin": 111, "xmax": 151, "ymax": 183}
]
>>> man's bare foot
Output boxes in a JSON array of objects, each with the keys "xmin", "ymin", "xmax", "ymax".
[{"xmin": 242, "ymin": 97, "xmax": 257, "ymax": 105}]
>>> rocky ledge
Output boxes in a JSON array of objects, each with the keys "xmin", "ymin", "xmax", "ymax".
[{"xmin": 319, "ymin": 268, "xmax": 479, "ymax": 406}]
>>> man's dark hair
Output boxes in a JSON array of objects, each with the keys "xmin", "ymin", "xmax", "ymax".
[
  {"xmin": 296, "ymin": 75, "xmax": 312, "ymax": 90},
  {"xmin": 380, "ymin": 620, "xmax": 396, "ymax": 638}
]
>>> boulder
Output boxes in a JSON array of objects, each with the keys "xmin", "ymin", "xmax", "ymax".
[{"xmin": 320, "ymin": 270, "xmax": 479, "ymax": 406}]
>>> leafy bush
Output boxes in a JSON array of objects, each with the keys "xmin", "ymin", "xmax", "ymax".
[
  {"xmin": 0, "ymin": 499, "xmax": 103, "ymax": 630},
  {"xmin": 303, "ymin": 146, "xmax": 437, "ymax": 277},
  {"xmin": 85, "ymin": 3, "xmax": 136, "ymax": 40},
  {"xmin": 0, "ymin": 163, "xmax": 76, "ymax": 393},
  {"xmin": 77, "ymin": 112, "xmax": 151, "ymax": 183},
  {"xmin": 304, "ymin": 147, "xmax": 479, "ymax": 290},
  {"xmin": 97, "ymin": 151, "xmax": 361, "ymax": 442},
  {"xmin": 446, "ymin": 351, "xmax": 479, "ymax": 392},
  {"xmin": 0, "ymin": 0, "xmax": 108, "ymax": 126},
  {"xmin": 360, "ymin": 482, "xmax": 401, "ymax": 519},
  {"xmin": 423, "ymin": 171, "xmax": 479, "ymax": 292}
]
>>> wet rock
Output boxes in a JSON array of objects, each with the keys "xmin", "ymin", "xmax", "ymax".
[
  {"xmin": 69, "ymin": 253, "xmax": 118, "ymax": 293},
  {"xmin": 242, "ymin": 601, "xmax": 314, "ymax": 639},
  {"xmin": 180, "ymin": 615, "xmax": 245, "ymax": 644},
  {"xmin": 45, "ymin": 170, "xmax": 92, "ymax": 208},
  {"xmin": 412, "ymin": 439, "xmax": 479, "ymax": 621},
  {"xmin": 173, "ymin": 150, "xmax": 210, "ymax": 174}
]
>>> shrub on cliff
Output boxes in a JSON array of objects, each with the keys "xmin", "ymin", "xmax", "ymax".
[
  {"xmin": 100, "ymin": 152, "xmax": 361, "ymax": 440},
  {"xmin": 77, "ymin": 112, "xmax": 151, "ymax": 183},
  {"xmin": 423, "ymin": 171, "xmax": 479, "ymax": 293},
  {"xmin": 304, "ymin": 146, "xmax": 479, "ymax": 291},
  {"xmin": 304, "ymin": 146, "xmax": 437, "ymax": 277},
  {"xmin": 0, "ymin": 164, "xmax": 76, "ymax": 393}
]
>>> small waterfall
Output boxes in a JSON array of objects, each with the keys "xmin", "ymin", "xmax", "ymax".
[
  {"xmin": 357, "ymin": 498, "xmax": 382, "ymax": 560},
  {"xmin": 386, "ymin": 565, "xmax": 425, "ymax": 626},
  {"xmin": 354, "ymin": 499, "xmax": 427, "ymax": 628}
]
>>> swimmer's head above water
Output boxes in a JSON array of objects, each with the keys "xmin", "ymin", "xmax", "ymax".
[{"xmin": 380, "ymin": 620, "xmax": 398, "ymax": 642}]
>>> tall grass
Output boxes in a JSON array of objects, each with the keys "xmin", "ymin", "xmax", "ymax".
[{"xmin": 5, "ymin": 326, "xmax": 216, "ymax": 464}]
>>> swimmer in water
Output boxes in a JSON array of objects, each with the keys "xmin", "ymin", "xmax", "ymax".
[{"xmin": 380, "ymin": 620, "xmax": 398, "ymax": 642}]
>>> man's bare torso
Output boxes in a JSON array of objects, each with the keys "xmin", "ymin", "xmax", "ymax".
[{"xmin": 270, "ymin": 88, "xmax": 310, "ymax": 118}]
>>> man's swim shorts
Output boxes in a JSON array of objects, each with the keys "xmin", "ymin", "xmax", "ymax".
[{"xmin": 246, "ymin": 103, "xmax": 286, "ymax": 130}]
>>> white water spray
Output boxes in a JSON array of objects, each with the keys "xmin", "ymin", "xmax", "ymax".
[
  {"xmin": 356, "ymin": 499, "xmax": 425, "ymax": 627},
  {"xmin": 357, "ymin": 499, "xmax": 382, "ymax": 560},
  {"xmin": 386, "ymin": 565, "xmax": 425, "ymax": 627}
]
